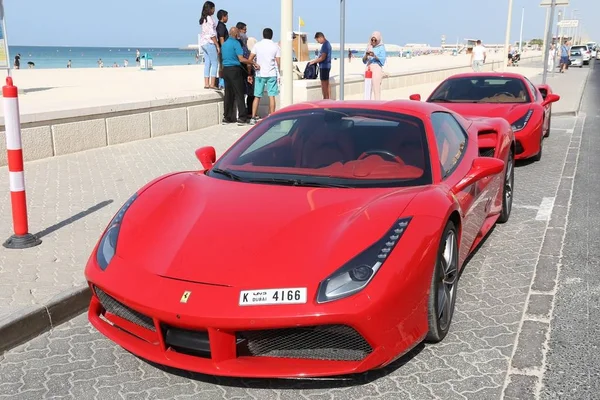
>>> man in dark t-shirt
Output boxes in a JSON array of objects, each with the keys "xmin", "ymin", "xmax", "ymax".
[
  {"xmin": 216, "ymin": 10, "xmax": 229, "ymax": 89},
  {"xmin": 309, "ymin": 32, "xmax": 332, "ymax": 99}
]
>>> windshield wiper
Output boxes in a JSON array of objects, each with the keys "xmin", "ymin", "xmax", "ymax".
[
  {"xmin": 429, "ymin": 98, "xmax": 454, "ymax": 103},
  {"xmin": 211, "ymin": 168, "xmax": 244, "ymax": 181},
  {"xmin": 249, "ymin": 177, "xmax": 352, "ymax": 188}
]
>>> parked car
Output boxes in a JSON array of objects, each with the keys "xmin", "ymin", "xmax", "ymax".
[
  {"xmin": 570, "ymin": 45, "xmax": 591, "ymax": 65},
  {"xmin": 570, "ymin": 48, "xmax": 584, "ymax": 68},
  {"xmin": 85, "ymin": 100, "xmax": 516, "ymax": 378}
]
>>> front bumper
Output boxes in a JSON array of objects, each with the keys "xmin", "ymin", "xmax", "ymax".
[
  {"xmin": 513, "ymin": 121, "xmax": 543, "ymax": 160},
  {"xmin": 85, "ymin": 248, "xmax": 433, "ymax": 378}
]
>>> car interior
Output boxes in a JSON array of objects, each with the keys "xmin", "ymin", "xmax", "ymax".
[
  {"xmin": 226, "ymin": 113, "xmax": 433, "ymax": 182},
  {"xmin": 433, "ymin": 78, "xmax": 530, "ymax": 103}
]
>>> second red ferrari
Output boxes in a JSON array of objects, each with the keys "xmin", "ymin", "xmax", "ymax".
[{"xmin": 410, "ymin": 72, "xmax": 560, "ymax": 161}]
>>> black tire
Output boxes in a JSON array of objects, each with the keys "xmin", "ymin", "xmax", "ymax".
[
  {"xmin": 544, "ymin": 113, "xmax": 552, "ymax": 138},
  {"xmin": 425, "ymin": 220, "xmax": 459, "ymax": 343},
  {"xmin": 532, "ymin": 131, "xmax": 543, "ymax": 162},
  {"xmin": 498, "ymin": 150, "xmax": 514, "ymax": 224}
]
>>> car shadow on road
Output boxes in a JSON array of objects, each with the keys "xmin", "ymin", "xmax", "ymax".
[
  {"xmin": 34, "ymin": 199, "xmax": 113, "ymax": 239},
  {"xmin": 143, "ymin": 342, "xmax": 425, "ymax": 389},
  {"xmin": 514, "ymin": 159, "xmax": 537, "ymax": 168}
]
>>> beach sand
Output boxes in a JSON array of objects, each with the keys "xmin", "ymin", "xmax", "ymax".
[{"xmin": 1, "ymin": 50, "xmax": 542, "ymax": 118}]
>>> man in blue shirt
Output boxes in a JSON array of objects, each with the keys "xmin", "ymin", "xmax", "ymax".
[
  {"xmin": 559, "ymin": 40, "xmax": 570, "ymax": 73},
  {"xmin": 221, "ymin": 27, "xmax": 254, "ymax": 124},
  {"xmin": 309, "ymin": 32, "xmax": 332, "ymax": 99}
]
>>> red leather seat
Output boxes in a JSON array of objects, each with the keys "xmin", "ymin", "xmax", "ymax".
[
  {"xmin": 382, "ymin": 123, "xmax": 426, "ymax": 169},
  {"xmin": 293, "ymin": 127, "xmax": 355, "ymax": 168}
]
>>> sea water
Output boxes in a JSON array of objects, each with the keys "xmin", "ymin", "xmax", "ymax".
[{"xmin": 9, "ymin": 45, "xmax": 401, "ymax": 70}]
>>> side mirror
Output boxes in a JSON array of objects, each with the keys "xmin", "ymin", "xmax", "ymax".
[
  {"xmin": 541, "ymin": 93, "xmax": 560, "ymax": 107},
  {"xmin": 452, "ymin": 157, "xmax": 505, "ymax": 194},
  {"xmin": 195, "ymin": 146, "xmax": 216, "ymax": 170},
  {"xmin": 409, "ymin": 94, "xmax": 421, "ymax": 101}
]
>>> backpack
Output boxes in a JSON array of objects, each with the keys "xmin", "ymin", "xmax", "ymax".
[{"xmin": 303, "ymin": 62, "xmax": 319, "ymax": 79}]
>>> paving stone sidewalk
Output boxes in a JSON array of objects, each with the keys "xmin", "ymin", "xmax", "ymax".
[{"xmin": 0, "ymin": 60, "xmax": 591, "ymax": 354}]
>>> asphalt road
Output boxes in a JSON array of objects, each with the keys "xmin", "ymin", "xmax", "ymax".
[{"xmin": 0, "ymin": 71, "xmax": 595, "ymax": 399}]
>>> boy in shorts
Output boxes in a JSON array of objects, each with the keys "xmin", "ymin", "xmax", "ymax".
[{"xmin": 248, "ymin": 28, "xmax": 281, "ymax": 124}]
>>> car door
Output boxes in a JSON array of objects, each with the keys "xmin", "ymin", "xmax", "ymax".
[{"xmin": 431, "ymin": 112, "xmax": 490, "ymax": 263}]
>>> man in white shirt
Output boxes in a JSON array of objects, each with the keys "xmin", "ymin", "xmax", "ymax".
[
  {"xmin": 248, "ymin": 27, "xmax": 281, "ymax": 124},
  {"xmin": 471, "ymin": 40, "xmax": 486, "ymax": 72}
]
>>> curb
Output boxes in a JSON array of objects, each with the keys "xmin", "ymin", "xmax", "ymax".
[
  {"xmin": 553, "ymin": 111, "xmax": 578, "ymax": 117},
  {"xmin": 0, "ymin": 286, "xmax": 90, "ymax": 354}
]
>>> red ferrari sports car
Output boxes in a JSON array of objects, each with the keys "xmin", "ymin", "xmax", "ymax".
[
  {"xmin": 85, "ymin": 100, "xmax": 515, "ymax": 378},
  {"xmin": 409, "ymin": 72, "xmax": 560, "ymax": 161}
]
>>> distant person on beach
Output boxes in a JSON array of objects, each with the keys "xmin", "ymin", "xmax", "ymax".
[
  {"xmin": 27, "ymin": 61, "xmax": 35, "ymax": 69},
  {"xmin": 13, "ymin": 54, "xmax": 20, "ymax": 69},
  {"xmin": 124, "ymin": 59, "xmax": 129, "ymax": 67},
  {"xmin": 136, "ymin": 49, "xmax": 140, "ymax": 66},
  {"xmin": 362, "ymin": 31, "xmax": 387, "ymax": 100},
  {"xmin": 98, "ymin": 58, "xmax": 104, "ymax": 68},
  {"xmin": 199, "ymin": 1, "xmax": 220, "ymax": 89},
  {"xmin": 309, "ymin": 32, "xmax": 332, "ymax": 99},
  {"xmin": 248, "ymin": 27, "xmax": 281, "ymax": 124},
  {"xmin": 216, "ymin": 9, "xmax": 229, "ymax": 90},
  {"xmin": 236, "ymin": 22, "xmax": 255, "ymax": 119},
  {"xmin": 348, "ymin": 49, "xmax": 352, "ymax": 62},
  {"xmin": 221, "ymin": 26, "xmax": 253, "ymax": 125},
  {"xmin": 67, "ymin": 60, "xmax": 72, "ymax": 68},
  {"xmin": 471, "ymin": 39, "xmax": 486, "ymax": 71}
]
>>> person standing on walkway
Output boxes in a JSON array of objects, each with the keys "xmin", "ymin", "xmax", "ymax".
[
  {"xmin": 362, "ymin": 31, "xmax": 387, "ymax": 100},
  {"xmin": 216, "ymin": 10, "xmax": 229, "ymax": 89},
  {"xmin": 309, "ymin": 32, "xmax": 332, "ymax": 99},
  {"xmin": 548, "ymin": 43, "xmax": 557, "ymax": 72},
  {"xmin": 471, "ymin": 40, "xmax": 486, "ymax": 71},
  {"xmin": 248, "ymin": 27, "xmax": 281, "ymax": 124},
  {"xmin": 199, "ymin": 1, "xmax": 220, "ymax": 89},
  {"xmin": 221, "ymin": 27, "xmax": 253, "ymax": 125},
  {"xmin": 559, "ymin": 40, "xmax": 570, "ymax": 73},
  {"xmin": 236, "ymin": 22, "xmax": 255, "ymax": 119}
]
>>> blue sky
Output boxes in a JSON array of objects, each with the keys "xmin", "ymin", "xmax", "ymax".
[{"xmin": 4, "ymin": 0, "xmax": 598, "ymax": 47}]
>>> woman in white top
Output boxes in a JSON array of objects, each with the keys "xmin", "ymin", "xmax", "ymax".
[
  {"xmin": 548, "ymin": 44, "xmax": 557, "ymax": 72},
  {"xmin": 199, "ymin": 1, "xmax": 220, "ymax": 89}
]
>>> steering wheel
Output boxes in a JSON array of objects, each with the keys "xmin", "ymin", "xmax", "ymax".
[
  {"xmin": 492, "ymin": 91, "xmax": 515, "ymax": 97},
  {"xmin": 358, "ymin": 150, "xmax": 403, "ymax": 164}
]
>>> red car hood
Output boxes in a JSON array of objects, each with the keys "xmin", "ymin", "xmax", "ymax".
[
  {"xmin": 116, "ymin": 172, "xmax": 421, "ymax": 288},
  {"xmin": 438, "ymin": 102, "xmax": 531, "ymax": 121}
]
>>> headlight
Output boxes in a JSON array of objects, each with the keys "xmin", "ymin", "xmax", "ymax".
[
  {"xmin": 511, "ymin": 109, "xmax": 534, "ymax": 132},
  {"xmin": 96, "ymin": 193, "xmax": 138, "ymax": 270},
  {"xmin": 316, "ymin": 217, "xmax": 412, "ymax": 303}
]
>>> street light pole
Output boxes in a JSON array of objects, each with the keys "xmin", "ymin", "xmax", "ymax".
[
  {"xmin": 280, "ymin": 0, "xmax": 293, "ymax": 108},
  {"xmin": 552, "ymin": 9, "xmax": 562, "ymax": 77},
  {"xmin": 541, "ymin": 0, "xmax": 557, "ymax": 84},
  {"xmin": 518, "ymin": 7, "xmax": 525, "ymax": 53},
  {"xmin": 542, "ymin": 7, "xmax": 550, "ymax": 59},
  {"xmin": 502, "ymin": 0, "xmax": 514, "ymax": 72},
  {"xmin": 339, "ymin": 0, "xmax": 345, "ymax": 100}
]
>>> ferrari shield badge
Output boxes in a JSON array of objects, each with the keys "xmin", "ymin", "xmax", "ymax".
[{"xmin": 180, "ymin": 290, "xmax": 192, "ymax": 303}]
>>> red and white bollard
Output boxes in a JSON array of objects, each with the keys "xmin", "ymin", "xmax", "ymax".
[
  {"xmin": 3, "ymin": 76, "xmax": 41, "ymax": 249},
  {"xmin": 364, "ymin": 66, "xmax": 373, "ymax": 100}
]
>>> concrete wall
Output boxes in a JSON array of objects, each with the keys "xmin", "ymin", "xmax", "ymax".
[{"xmin": 0, "ymin": 55, "xmax": 542, "ymax": 167}]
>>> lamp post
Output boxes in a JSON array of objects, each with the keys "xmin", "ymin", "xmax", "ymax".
[
  {"xmin": 280, "ymin": 0, "xmax": 293, "ymax": 108},
  {"xmin": 541, "ymin": 0, "xmax": 557, "ymax": 84},
  {"xmin": 552, "ymin": 9, "xmax": 562, "ymax": 77},
  {"xmin": 339, "ymin": 0, "xmax": 346, "ymax": 100},
  {"xmin": 518, "ymin": 7, "xmax": 525, "ymax": 53},
  {"xmin": 502, "ymin": 0, "xmax": 514, "ymax": 72}
]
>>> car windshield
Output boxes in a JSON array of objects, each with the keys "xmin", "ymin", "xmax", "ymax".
[
  {"xmin": 570, "ymin": 49, "xmax": 582, "ymax": 56},
  {"xmin": 210, "ymin": 108, "xmax": 433, "ymax": 188},
  {"xmin": 429, "ymin": 76, "xmax": 531, "ymax": 103}
]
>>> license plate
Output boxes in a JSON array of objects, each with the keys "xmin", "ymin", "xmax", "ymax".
[{"xmin": 239, "ymin": 288, "xmax": 307, "ymax": 306}]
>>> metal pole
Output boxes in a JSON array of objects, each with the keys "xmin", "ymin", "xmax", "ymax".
[
  {"xmin": 502, "ymin": 0, "xmax": 514, "ymax": 72},
  {"xmin": 542, "ymin": 7, "xmax": 550, "ymax": 60},
  {"xmin": 339, "ymin": 0, "xmax": 345, "ymax": 100},
  {"xmin": 280, "ymin": 0, "xmax": 293, "ymax": 108},
  {"xmin": 518, "ymin": 7, "xmax": 525, "ymax": 53},
  {"xmin": 0, "ymin": 0, "xmax": 12, "ymax": 77},
  {"xmin": 542, "ymin": 0, "xmax": 557, "ymax": 84},
  {"xmin": 552, "ymin": 10, "xmax": 562, "ymax": 77}
]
